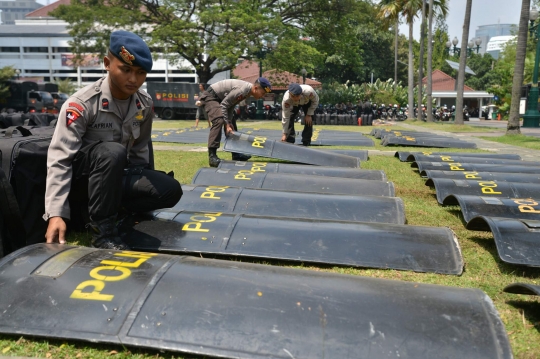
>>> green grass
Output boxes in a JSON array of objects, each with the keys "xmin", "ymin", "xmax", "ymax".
[
  {"xmin": 1, "ymin": 125, "xmax": 539, "ymax": 358},
  {"xmin": 479, "ymin": 134, "xmax": 540, "ymax": 151},
  {"xmin": 400, "ymin": 118, "xmax": 504, "ymax": 132}
]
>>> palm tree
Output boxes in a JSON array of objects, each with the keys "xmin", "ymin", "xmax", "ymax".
[
  {"xmin": 507, "ymin": 0, "xmax": 530, "ymax": 134},
  {"xmin": 454, "ymin": 0, "xmax": 472, "ymax": 124},
  {"xmin": 376, "ymin": 0, "xmax": 401, "ymax": 89},
  {"xmin": 426, "ymin": 0, "xmax": 435, "ymax": 122},
  {"xmin": 417, "ymin": 0, "xmax": 427, "ymax": 121}
]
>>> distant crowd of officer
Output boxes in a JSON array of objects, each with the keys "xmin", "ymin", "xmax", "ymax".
[{"xmin": 44, "ymin": 29, "xmax": 321, "ymax": 250}]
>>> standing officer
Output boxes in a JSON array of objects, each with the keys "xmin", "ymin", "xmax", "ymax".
[
  {"xmin": 194, "ymin": 83, "xmax": 210, "ymax": 128},
  {"xmin": 44, "ymin": 30, "xmax": 183, "ymax": 250},
  {"xmin": 199, "ymin": 77, "xmax": 272, "ymax": 166},
  {"xmin": 281, "ymin": 83, "xmax": 319, "ymax": 146}
]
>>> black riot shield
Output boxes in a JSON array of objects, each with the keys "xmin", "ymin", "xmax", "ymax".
[
  {"xmin": 382, "ymin": 136, "xmax": 477, "ymax": 149},
  {"xmin": 128, "ymin": 211, "xmax": 462, "ymax": 273},
  {"xmin": 466, "ymin": 216, "xmax": 540, "ymax": 267},
  {"xmin": 191, "ymin": 168, "xmax": 395, "ymax": 196},
  {"xmin": 424, "ymin": 171, "xmax": 540, "ymax": 185},
  {"xmin": 0, "ymin": 244, "xmax": 510, "ymax": 359},
  {"xmin": 504, "ymin": 282, "xmax": 540, "ymax": 296},
  {"xmin": 428, "ymin": 178, "xmax": 540, "ymax": 205},
  {"xmin": 416, "ymin": 161, "xmax": 540, "ymax": 174},
  {"xmin": 314, "ymin": 149, "xmax": 369, "ymax": 161},
  {"xmin": 176, "ymin": 184, "xmax": 405, "ymax": 224},
  {"xmin": 222, "ymin": 132, "xmax": 360, "ymax": 168},
  {"xmin": 412, "ymin": 155, "xmax": 540, "ymax": 167},
  {"xmin": 396, "ymin": 151, "xmax": 522, "ymax": 162},
  {"xmin": 218, "ymin": 160, "xmax": 387, "ymax": 180},
  {"xmin": 445, "ymin": 195, "xmax": 540, "ymax": 230}
]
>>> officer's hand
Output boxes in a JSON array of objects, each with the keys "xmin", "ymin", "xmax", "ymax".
[
  {"xmin": 45, "ymin": 217, "xmax": 67, "ymax": 244},
  {"xmin": 281, "ymin": 134, "xmax": 287, "ymax": 142},
  {"xmin": 305, "ymin": 115, "xmax": 313, "ymax": 126},
  {"xmin": 225, "ymin": 123, "xmax": 234, "ymax": 136}
]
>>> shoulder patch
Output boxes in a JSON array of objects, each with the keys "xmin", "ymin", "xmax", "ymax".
[
  {"xmin": 66, "ymin": 109, "xmax": 81, "ymax": 127},
  {"xmin": 102, "ymin": 98, "xmax": 109, "ymax": 110},
  {"xmin": 285, "ymin": 103, "xmax": 290, "ymax": 108},
  {"xmin": 68, "ymin": 102, "xmax": 84, "ymax": 113}
]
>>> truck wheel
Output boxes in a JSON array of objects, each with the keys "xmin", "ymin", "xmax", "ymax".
[{"xmin": 161, "ymin": 108, "xmax": 174, "ymax": 120}]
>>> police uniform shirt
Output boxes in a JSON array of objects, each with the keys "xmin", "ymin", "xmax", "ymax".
[
  {"xmin": 44, "ymin": 76, "xmax": 154, "ymax": 221},
  {"xmin": 281, "ymin": 85, "xmax": 319, "ymax": 130},
  {"xmin": 209, "ymin": 79, "xmax": 252, "ymax": 123}
]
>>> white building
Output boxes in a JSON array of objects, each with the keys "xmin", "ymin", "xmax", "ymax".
[
  {"xmin": 485, "ymin": 35, "xmax": 517, "ymax": 60},
  {"xmin": 0, "ymin": 21, "xmax": 198, "ymax": 88}
]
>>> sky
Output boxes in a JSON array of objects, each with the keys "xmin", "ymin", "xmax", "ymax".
[{"xmin": 398, "ymin": 0, "xmax": 522, "ymax": 42}]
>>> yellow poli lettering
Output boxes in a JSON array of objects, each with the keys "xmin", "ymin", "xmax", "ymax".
[
  {"xmin": 250, "ymin": 162, "xmax": 267, "ymax": 172},
  {"xmin": 70, "ymin": 280, "xmax": 114, "ymax": 301},
  {"xmin": 201, "ymin": 185, "xmax": 229, "ymax": 200},
  {"xmin": 449, "ymin": 163, "xmax": 464, "ymax": 171},
  {"xmin": 464, "ymin": 171, "xmax": 481, "ymax": 179},
  {"xmin": 478, "ymin": 181, "xmax": 502, "ymax": 195},
  {"xmin": 513, "ymin": 199, "xmax": 540, "ymax": 213},
  {"xmin": 182, "ymin": 212, "xmax": 222, "ymax": 232},
  {"xmin": 252, "ymin": 136, "xmax": 266, "ymax": 148},
  {"xmin": 89, "ymin": 266, "xmax": 131, "ymax": 282},
  {"xmin": 234, "ymin": 169, "xmax": 254, "ymax": 180},
  {"xmin": 440, "ymin": 156, "xmax": 454, "ymax": 162}
]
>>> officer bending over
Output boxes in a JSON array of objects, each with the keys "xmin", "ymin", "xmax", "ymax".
[
  {"xmin": 281, "ymin": 83, "xmax": 319, "ymax": 146},
  {"xmin": 44, "ymin": 30, "xmax": 183, "ymax": 250},
  {"xmin": 199, "ymin": 77, "xmax": 272, "ymax": 167}
]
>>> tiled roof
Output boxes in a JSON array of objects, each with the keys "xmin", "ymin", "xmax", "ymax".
[
  {"xmin": 422, "ymin": 69, "xmax": 475, "ymax": 91},
  {"xmin": 233, "ymin": 60, "xmax": 321, "ymax": 91},
  {"xmin": 25, "ymin": 0, "xmax": 70, "ymax": 18}
]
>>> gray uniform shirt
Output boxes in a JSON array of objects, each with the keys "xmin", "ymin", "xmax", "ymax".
[
  {"xmin": 281, "ymin": 85, "xmax": 319, "ymax": 133},
  {"xmin": 44, "ymin": 76, "xmax": 153, "ymax": 221},
  {"xmin": 209, "ymin": 79, "xmax": 252, "ymax": 123}
]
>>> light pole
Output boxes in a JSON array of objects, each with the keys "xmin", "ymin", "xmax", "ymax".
[
  {"xmin": 301, "ymin": 68, "xmax": 307, "ymax": 84},
  {"xmin": 15, "ymin": 69, "xmax": 20, "ymax": 80},
  {"xmin": 445, "ymin": 36, "xmax": 481, "ymax": 57},
  {"xmin": 254, "ymin": 46, "xmax": 272, "ymax": 120},
  {"xmin": 523, "ymin": 7, "xmax": 540, "ymax": 128}
]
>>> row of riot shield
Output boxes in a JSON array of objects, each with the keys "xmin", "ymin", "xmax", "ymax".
[
  {"xmin": 371, "ymin": 129, "xmax": 477, "ymax": 148},
  {"xmin": 398, "ymin": 150, "xmax": 540, "ymax": 268}
]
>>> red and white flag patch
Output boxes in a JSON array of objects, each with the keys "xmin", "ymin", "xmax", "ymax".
[
  {"xmin": 66, "ymin": 109, "xmax": 81, "ymax": 126},
  {"xmin": 285, "ymin": 103, "xmax": 290, "ymax": 108}
]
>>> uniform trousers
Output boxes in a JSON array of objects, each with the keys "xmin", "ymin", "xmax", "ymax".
[
  {"xmin": 285, "ymin": 101, "xmax": 313, "ymax": 145},
  {"xmin": 200, "ymin": 90, "xmax": 237, "ymax": 149}
]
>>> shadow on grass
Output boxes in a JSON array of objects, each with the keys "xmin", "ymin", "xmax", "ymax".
[{"xmin": 505, "ymin": 300, "xmax": 540, "ymax": 334}]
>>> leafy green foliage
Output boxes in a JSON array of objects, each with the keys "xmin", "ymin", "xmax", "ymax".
[
  {"xmin": 54, "ymin": 77, "xmax": 78, "ymax": 95},
  {"xmin": 0, "ymin": 66, "xmax": 17, "ymax": 100}
]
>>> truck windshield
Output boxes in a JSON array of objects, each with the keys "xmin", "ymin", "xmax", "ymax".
[{"xmin": 39, "ymin": 92, "xmax": 53, "ymax": 101}]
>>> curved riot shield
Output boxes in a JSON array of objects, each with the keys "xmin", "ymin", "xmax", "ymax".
[
  {"xmin": 191, "ymin": 168, "xmax": 395, "ymax": 196},
  {"xmin": 0, "ymin": 244, "xmax": 509, "ymax": 359},
  {"xmin": 444, "ymin": 195, "xmax": 540, "ymax": 230},
  {"xmin": 313, "ymin": 149, "xmax": 369, "ymax": 161},
  {"xmin": 416, "ymin": 161, "xmax": 540, "ymax": 174},
  {"xmin": 396, "ymin": 151, "xmax": 522, "ymax": 162},
  {"xmin": 382, "ymin": 136, "xmax": 477, "ymax": 149},
  {"xmin": 412, "ymin": 155, "xmax": 540, "ymax": 167},
  {"xmin": 428, "ymin": 178, "xmax": 540, "ymax": 205},
  {"xmin": 424, "ymin": 171, "xmax": 540, "ymax": 185},
  {"xmin": 218, "ymin": 160, "xmax": 386, "ymax": 180},
  {"xmin": 504, "ymin": 282, "xmax": 540, "ymax": 296},
  {"xmin": 467, "ymin": 216, "xmax": 540, "ymax": 267},
  {"xmin": 176, "ymin": 184, "xmax": 405, "ymax": 224},
  {"xmin": 222, "ymin": 132, "xmax": 360, "ymax": 168},
  {"xmin": 129, "ymin": 210, "xmax": 462, "ymax": 273}
]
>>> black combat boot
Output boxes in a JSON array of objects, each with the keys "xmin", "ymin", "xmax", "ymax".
[
  {"xmin": 208, "ymin": 147, "xmax": 221, "ymax": 167},
  {"xmin": 231, "ymin": 152, "xmax": 252, "ymax": 161},
  {"xmin": 88, "ymin": 216, "xmax": 130, "ymax": 250}
]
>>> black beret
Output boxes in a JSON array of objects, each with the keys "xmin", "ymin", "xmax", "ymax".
[
  {"xmin": 288, "ymin": 83, "xmax": 302, "ymax": 95},
  {"xmin": 109, "ymin": 30, "xmax": 153, "ymax": 73},
  {"xmin": 257, "ymin": 77, "xmax": 272, "ymax": 93}
]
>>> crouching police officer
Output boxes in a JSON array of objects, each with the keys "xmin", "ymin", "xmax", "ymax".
[
  {"xmin": 44, "ymin": 30, "xmax": 183, "ymax": 250},
  {"xmin": 281, "ymin": 83, "xmax": 319, "ymax": 146},
  {"xmin": 199, "ymin": 77, "xmax": 272, "ymax": 167}
]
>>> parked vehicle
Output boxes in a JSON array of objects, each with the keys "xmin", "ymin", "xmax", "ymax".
[
  {"xmin": 0, "ymin": 80, "xmax": 54, "ymax": 113},
  {"xmin": 146, "ymin": 82, "xmax": 199, "ymax": 120}
]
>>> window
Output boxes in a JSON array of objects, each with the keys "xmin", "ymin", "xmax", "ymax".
[
  {"xmin": 0, "ymin": 47, "xmax": 19, "ymax": 53},
  {"xmin": 24, "ymin": 47, "xmax": 48, "ymax": 53}
]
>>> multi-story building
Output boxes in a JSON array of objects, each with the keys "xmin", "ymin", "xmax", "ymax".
[
  {"xmin": 474, "ymin": 23, "xmax": 517, "ymax": 55},
  {"xmin": 0, "ymin": 0, "xmax": 42, "ymax": 25}
]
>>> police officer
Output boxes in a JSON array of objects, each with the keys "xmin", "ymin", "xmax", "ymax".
[
  {"xmin": 194, "ymin": 83, "xmax": 210, "ymax": 128},
  {"xmin": 199, "ymin": 77, "xmax": 272, "ymax": 167},
  {"xmin": 281, "ymin": 83, "xmax": 319, "ymax": 146},
  {"xmin": 44, "ymin": 30, "xmax": 183, "ymax": 250}
]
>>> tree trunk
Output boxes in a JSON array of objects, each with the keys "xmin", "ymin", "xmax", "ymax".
[
  {"xmin": 417, "ymin": 0, "xmax": 426, "ymax": 121},
  {"xmin": 395, "ymin": 17, "xmax": 399, "ymax": 89},
  {"xmin": 408, "ymin": 21, "xmax": 415, "ymax": 119},
  {"xmin": 507, "ymin": 0, "xmax": 530, "ymax": 134},
  {"xmin": 455, "ymin": 0, "xmax": 472, "ymax": 125},
  {"xmin": 426, "ymin": 0, "xmax": 435, "ymax": 122}
]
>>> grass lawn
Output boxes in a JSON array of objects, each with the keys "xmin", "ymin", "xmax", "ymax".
[
  {"xmin": 1, "ymin": 122, "xmax": 539, "ymax": 359},
  {"xmin": 479, "ymin": 134, "xmax": 540, "ymax": 151}
]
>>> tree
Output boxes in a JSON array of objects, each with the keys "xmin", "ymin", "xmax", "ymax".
[
  {"xmin": 426, "ymin": 0, "xmax": 435, "ymax": 122},
  {"xmin": 507, "ymin": 0, "xmax": 530, "ymax": 134},
  {"xmin": 54, "ymin": 77, "xmax": 78, "ymax": 95},
  {"xmin": 417, "ymin": 0, "xmax": 426, "ymax": 121},
  {"xmin": 0, "ymin": 66, "xmax": 16, "ymax": 100},
  {"xmin": 377, "ymin": 0, "xmax": 401, "ymax": 86},
  {"xmin": 454, "ymin": 0, "xmax": 472, "ymax": 124}
]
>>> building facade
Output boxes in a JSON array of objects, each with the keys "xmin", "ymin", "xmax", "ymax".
[
  {"xmin": 0, "ymin": 0, "xmax": 41, "ymax": 25},
  {"xmin": 474, "ymin": 23, "xmax": 517, "ymax": 55}
]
